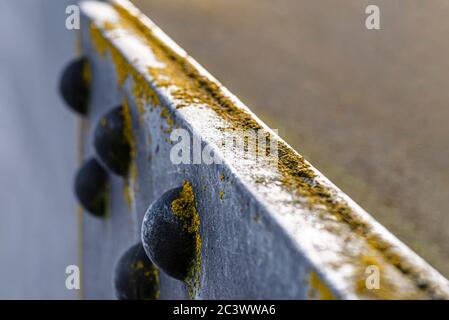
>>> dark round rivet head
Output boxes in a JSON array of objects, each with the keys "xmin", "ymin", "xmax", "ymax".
[
  {"xmin": 141, "ymin": 187, "xmax": 197, "ymax": 281},
  {"xmin": 114, "ymin": 243, "xmax": 160, "ymax": 300},
  {"xmin": 94, "ymin": 106, "xmax": 131, "ymax": 176},
  {"xmin": 59, "ymin": 57, "xmax": 90, "ymax": 115},
  {"xmin": 74, "ymin": 158, "xmax": 109, "ymax": 217}
]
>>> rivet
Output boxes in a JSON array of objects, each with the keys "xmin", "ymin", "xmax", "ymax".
[
  {"xmin": 141, "ymin": 187, "xmax": 196, "ymax": 281},
  {"xmin": 94, "ymin": 106, "xmax": 131, "ymax": 176},
  {"xmin": 74, "ymin": 158, "xmax": 109, "ymax": 217},
  {"xmin": 59, "ymin": 57, "xmax": 90, "ymax": 115},
  {"xmin": 114, "ymin": 243, "xmax": 160, "ymax": 300}
]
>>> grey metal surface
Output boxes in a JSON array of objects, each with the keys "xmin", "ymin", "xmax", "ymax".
[
  {"xmin": 0, "ymin": 0, "xmax": 77, "ymax": 299},
  {"xmin": 79, "ymin": 0, "xmax": 449, "ymax": 299}
]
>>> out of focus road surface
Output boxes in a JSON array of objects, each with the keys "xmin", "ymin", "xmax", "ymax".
[{"xmin": 134, "ymin": 0, "xmax": 449, "ymax": 276}]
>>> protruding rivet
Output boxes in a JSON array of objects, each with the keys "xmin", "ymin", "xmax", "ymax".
[
  {"xmin": 141, "ymin": 186, "xmax": 197, "ymax": 281},
  {"xmin": 74, "ymin": 158, "xmax": 109, "ymax": 217},
  {"xmin": 94, "ymin": 106, "xmax": 131, "ymax": 176},
  {"xmin": 114, "ymin": 243, "xmax": 160, "ymax": 300},
  {"xmin": 59, "ymin": 57, "xmax": 90, "ymax": 115}
]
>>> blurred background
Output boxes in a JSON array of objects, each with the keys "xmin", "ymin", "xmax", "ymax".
[
  {"xmin": 0, "ymin": 0, "xmax": 77, "ymax": 298},
  {"xmin": 0, "ymin": 0, "xmax": 448, "ymax": 298}
]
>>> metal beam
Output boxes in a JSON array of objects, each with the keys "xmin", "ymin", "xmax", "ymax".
[{"xmin": 78, "ymin": 0, "xmax": 449, "ymax": 299}]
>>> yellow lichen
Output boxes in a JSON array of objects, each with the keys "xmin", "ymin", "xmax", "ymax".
[
  {"xmin": 90, "ymin": 23, "xmax": 109, "ymax": 58},
  {"xmin": 160, "ymin": 107, "xmax": 174, "ymax": 134},
  {"xmin": 145, "ymin": 265, "xmax": 160, "ymax": 300},
  {"xmin": 111, "ymin": 48, "xmax": 129, "ymax": 86},
  {"xmin": 102, "ymin": 21, "xmax": 119, "ymax": 32},
  {"xmin": 122, "ymin": 98, "xmax": 136, "ymax": 159},
  {"xmin": 82, "ymin": 60, "xmax": 91, "ymax": 85},
  {"xmin": 132, "ymin": 260, "xmax": 160, "ymax": 300},
  {"xmin": 131, "ymin": 70, "xmax": 160, "ymax": 125},
  {"xmin": 308, "ymin": 271, "xmax": 337, "ymax": 300},
  {"xmin": 129, "ymin": 161, "xmax": 138, "ymax": 192},
  {"xmin": 133, "ymin": 260, "xmax": 144, "ymax": 271},
  {"xmin": 120, "ymin": 98, "xmax": 138, "ymax": 210},
  {"xmin": 123, "ymin": 161, "xmax": 138, "ymax": 211},
  {"xmin": 219, "ymin": 191, "xmax": 224, "ymax": 201},
  {"xmin": 171, "ymin": 181, "xmax": 202, "ymax": 297},
  {"xmin": 90, "ymin": 23, "xmax": 161, "ymax": 116},
  {"xmin": 123, "ymin": 181, "xmax": 132, "ymax": 210}
]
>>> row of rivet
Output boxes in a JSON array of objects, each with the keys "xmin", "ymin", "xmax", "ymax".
[{"xmin": 60, "ymin": 57, "xmax": 197, "ymax": 299}]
